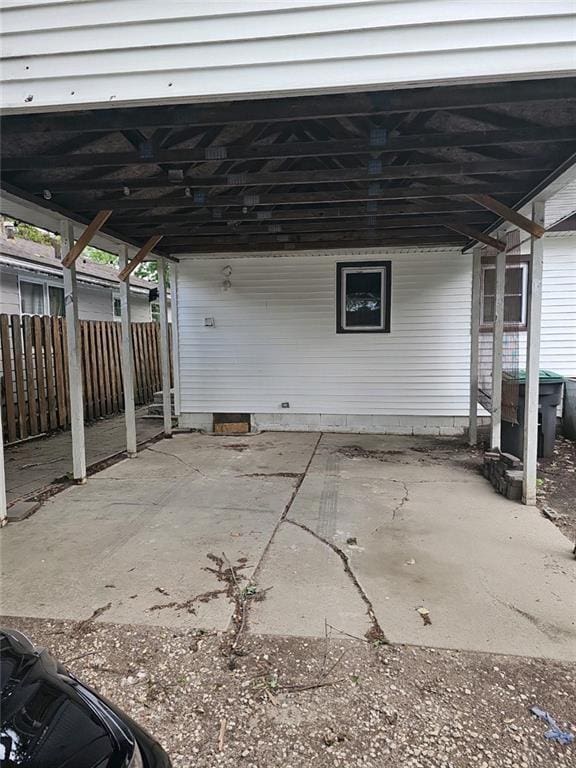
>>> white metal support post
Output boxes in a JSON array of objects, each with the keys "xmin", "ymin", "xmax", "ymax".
[
  {"xmin": 158, "ymin": 257, "xmax": 172, "ymax": 438},
  {"xmin": 0, "ymin": 405, "xmax": 6, "ymax": 525},
  {"xmin": 490, "ymin": 242, "xmax": 506, "ymax": 450},
  {"xmin": 62, "ymin": 220, "xmax": 87, "ymax": 482},
  {"xmin": 169, "ymin": 261, "xmax": 181, "ymax": 419},
  {"xmin": 523, "ymin": 201, "xmax": 545, "ymax": 505},
  {"xmin": 119, "ymin": 246, "xmax": 137, "ymax": 457},
  {"xmin": 469, "ymin": 246, "xmax": 483, "ymax": 446}
]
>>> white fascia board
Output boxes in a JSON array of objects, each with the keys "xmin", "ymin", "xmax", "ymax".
[{"xmin": 0, "ymin": 188, "xmax": 164, "ymax": 262}]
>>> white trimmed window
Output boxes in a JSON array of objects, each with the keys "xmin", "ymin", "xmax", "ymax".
[{"xmin": 481, "ymin": 263, "xmax": 528, "ymax": 329}]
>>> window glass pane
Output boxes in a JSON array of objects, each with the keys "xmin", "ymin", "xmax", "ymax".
[
  {"xmin": 345, "ymin": 270, "xmax": 382, "ymax": 327},
  {"xmin": 151, "ymin": 302, "xmax": 160, "ymax": 322},
  {"xmin": 504, "ymin": 295, "xmax": 523, "ymax": 324},
  {"xmin": 48, "ymin": 286, "xmax": 65, "ymax": 317},
  {"xmin": 20, "ymin": 281, "xmax": 44, "ymax": 315},
  {"xmin": 483, "ymin": 295, "xmax": 495, "ymax": 324},
  {"xmin": 113, "ymin": 297, "xmax": 121, "ymax": 317},
  {"xmin": 483, "ymin": 268, "xmax": 495, "ymax": 295},
  {"xmin": 505, "ymin": 266, "xmax": 523, "ymax": 294}
]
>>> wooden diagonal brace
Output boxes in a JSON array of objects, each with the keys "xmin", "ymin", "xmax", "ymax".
[
  {"xmin": 444, "ymin": 222, "xmax": 506, "ymax": 251},
  {"xmin": 467, "ymin": 194, "xmax": 546, "ymax": 238},
  {"xmin": 61, "ymin": 210, "xmax": 113, "ymax": 267},
  {"xmin": 118, "ymin": 235, "xmax": 163, "ymax": 281}
]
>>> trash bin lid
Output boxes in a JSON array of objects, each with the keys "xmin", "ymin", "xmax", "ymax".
[{"xmin": 514, "ymin": 369, "xmax": 565, "ymax": 384}]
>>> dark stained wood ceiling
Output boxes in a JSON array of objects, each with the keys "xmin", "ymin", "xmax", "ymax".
[{"xmin": 2, "ymin": 77, "xmax": 576, "ymax": 255}]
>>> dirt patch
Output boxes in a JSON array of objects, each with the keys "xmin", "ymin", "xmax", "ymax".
[
  {"xmin": 3, "ymin": 616, "xmax": 575, "ymax": 768},
  {"xmin": 538, "ymin": 437, "xmax": 576, "ymax": 544},
  {"xmin": 336, "ymin": 445, "xmax": 407, "ymax": 462},
  {"xmin": 221, "ymin": 443, "xmax": 250, "ymax": 452}
]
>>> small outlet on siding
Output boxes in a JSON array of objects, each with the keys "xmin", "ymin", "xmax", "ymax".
[
  {"xmin": 281, "ymin": 402, "xmax": 290, "ymax": 409},
  {"xmin": 204, "ymin": 317, "xmax": 215, "ymax": 327}
]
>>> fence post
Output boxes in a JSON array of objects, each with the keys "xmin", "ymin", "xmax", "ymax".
[
  {"xmin": 119, "ymin": 246, "xmax": 137, "ymax": 457},
  {"xmin": 62, "ymin": 220, "xmax": 86, "ymax": 483},
  {"xmin": 158, "ymin": 258, "xmax": 172, "ymax": 437}
]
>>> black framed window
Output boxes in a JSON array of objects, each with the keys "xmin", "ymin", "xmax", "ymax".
[{"xmin": 336, "ymin": 261, "xmax": 391, "ymax": 333}]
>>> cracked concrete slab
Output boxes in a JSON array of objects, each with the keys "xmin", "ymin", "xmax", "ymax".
[
  {"xmin": 2, "ymin": 431, "xmax": 574, "ymax": 661},
  {"xmin": 0, "ymin": 432, "xmax": 318, "ymax": 630},
  {"xmin": 248, "ymin": 521, "xmax": 371, "ymax": 639}
]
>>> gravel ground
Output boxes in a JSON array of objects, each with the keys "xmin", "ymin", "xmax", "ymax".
[
  {"xmin": 537, "ymin": 437, "xmax": 576, "ymax": 546},
  {"xmin": 3, "ymin": 616, "xmax": 575, "ymax": 768}
]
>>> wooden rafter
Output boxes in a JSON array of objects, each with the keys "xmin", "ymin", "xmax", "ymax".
[
  {"xmin": 444, "ymin": 222, "xmax": 506, "ymax": 251},
  {"xmin": 37, "ymin": 157, "xmax": 550, "ymax": 194},
  {"xmin": 61, "ymin": 210, "xmax": 112, "ymax": 267},
  {"xmin": 467, "ymin": 194, "xmax": 546, "ymax": 237},
  {"xmin": 118, "ymin": 235, "xmax": 164, "ymax": 281},
  {"xmin": 5, "ymin": 126, "xmax": 573, "ymax": 171}
]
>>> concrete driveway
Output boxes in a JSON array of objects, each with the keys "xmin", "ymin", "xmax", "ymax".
[{"xmin": 1, "ymin": 431, "xmax": 574, "ymax": 660}]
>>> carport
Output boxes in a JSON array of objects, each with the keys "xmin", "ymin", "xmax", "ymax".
[{"xmin": 1, "ymin": 77, "xmax": 576, "ymax": 518}]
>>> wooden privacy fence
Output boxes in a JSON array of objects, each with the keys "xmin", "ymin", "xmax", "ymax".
[{"xmin": 1, "ymin": 314, "xmax": 171, "ymax": 444}]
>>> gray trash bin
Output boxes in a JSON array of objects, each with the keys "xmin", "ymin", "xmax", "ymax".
[{"xmin": 501, "ymin": 370, "xmax": 564, "ymax": 459}]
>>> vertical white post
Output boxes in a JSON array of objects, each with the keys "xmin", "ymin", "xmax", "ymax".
[
  {"xmin": 523, "ymin": 201, "xmax": 545, "ymax": 505},
  {"xmin": 62, "ymin": 220, "xmax": 86, "ymax": 482},
  {"xmin": 490, "ymin": 243, "xmax": 506, "ymax": 450},
  {"xmin": 119, "ymin": 246, "xmax": 137, "ymax": 457},
  {"xmin": 169, "ymin": 261, "xmax": 181, "ymax": 419},
  {"xmin": 0, "ymin": 404, "xmax": 7, "ymax": 525},
  {"xmin": 469, "ymin": 246, "xmax": 482, "ymax": 446},
  {"xmin": 158, "ymin": 257, "xmax": 172, "ymax": 438}
]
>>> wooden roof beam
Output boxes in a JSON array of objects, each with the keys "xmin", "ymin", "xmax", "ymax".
[
  {"xmin": 118, "ymin": 235, "xmax": 164, "ymax": 281},
  {"xmin": 61, "ymin": 210, "xmax": 112, "ymax": 267},
  {"xmin": 444, "ymin": 222, "xmax": 506, "ymax": 251},
  {"xmin": 5, "ymin": 127, "xmax": 573, "ymax": 171},
  {"xmin": 467, "ymin": 193, "xmax": 546, "ymax": 237}
]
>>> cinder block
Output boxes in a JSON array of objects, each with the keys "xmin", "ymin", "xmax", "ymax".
[
  {"xmin": 7, "ymin": 501, "xmax": 41, "ymax": 523},
  {"xmin": 501, "ymin": 452, "xmax": 522, "ymax": 469}
]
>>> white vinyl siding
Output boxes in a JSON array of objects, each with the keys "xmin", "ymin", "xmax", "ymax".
[
  {"xmin": 538, "ymin": 238, "xmax": 576, "ymax": 378},
  {"xmin": 177, "ymin": 248, "xmax": 473, "ymax": 418},
  {"xmin": 0, "ymin": 268, "xmax": 20, "ymax": 314},
  {"xmin": 2, "ymin": 0, "xmax": 574, "ymax": 112}
]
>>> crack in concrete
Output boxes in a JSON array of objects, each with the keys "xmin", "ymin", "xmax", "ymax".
[
  {"xmin": 284, "ymin": 517, "xmax": 388, "ymax": 645},
  {"xmin": 391, "ymin": 480, "xmax": 409, "ymax": 520}
]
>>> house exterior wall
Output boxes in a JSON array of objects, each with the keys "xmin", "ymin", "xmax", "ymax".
[
  {"xmin": 2, "ymin": 0, "xmax": 574, "ymax": 113},
  {"xmin": 0, "ymin": 266, "xmax": 154, "ymax": 321},
  {"xmin": 176, "ymin": 247, "xmax": 474, "ymax": 434}
]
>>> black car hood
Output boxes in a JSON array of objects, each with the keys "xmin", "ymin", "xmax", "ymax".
[{"xmin": 1, "ymin": 629, "xmax": 133, "ymax": 768}]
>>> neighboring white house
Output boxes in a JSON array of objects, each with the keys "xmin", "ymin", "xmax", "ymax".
[{"xmin": 0, "ymin": 233, "xmax": 167, "ymax": 322}]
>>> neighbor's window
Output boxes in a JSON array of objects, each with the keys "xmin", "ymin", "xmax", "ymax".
[
  {"xmin": 20, "ymin": 279, "xmax": 65, "ymax": 317},
  {"xmin": 151, "ymin": 302, "xmax": 160, "ymax": 322},
  {"xmin": 337, "ymin": 261, "xmax": 391, "ymax": 333},
  {"xmin": 113, "ymin": 295, "xmax": 122, "ymax": 319},
  {"xmin": 20, "ymin": 280, "xmax": 45, "ymax": 315},
  {"xmin": 481, "ymin": 263, "xmax": 528, "ymax": 328},
  {"xmin": 48, "ymin": 286, "xmax": 65, "ymax": 317}
]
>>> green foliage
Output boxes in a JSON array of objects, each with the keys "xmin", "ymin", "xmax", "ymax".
[
  {"xmin": 135, "ymin": 260, "xmax": 159, "ymax": 283},
  {"xmin": 15, "ymin": 222, "xmax": 56, "ymax": 246},
  {"xmin": 84, "ymin": 245, "xmax": 119, "ymax": 267}
]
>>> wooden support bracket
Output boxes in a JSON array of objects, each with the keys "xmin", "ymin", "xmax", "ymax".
[
  {"xmin": 61, "ymin": 210, "xmax": 112, "ymax": 267},
  {"xmin": 118, "ymin": 235, "xmax": 163, "ymax": 281},
  {"xmin": 444, "ymin": 222, "xmax": 506, "ymax": 251},
  {"xmin": 467, "ymin": 194, "xmax": 546, "ymax": 238}
]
